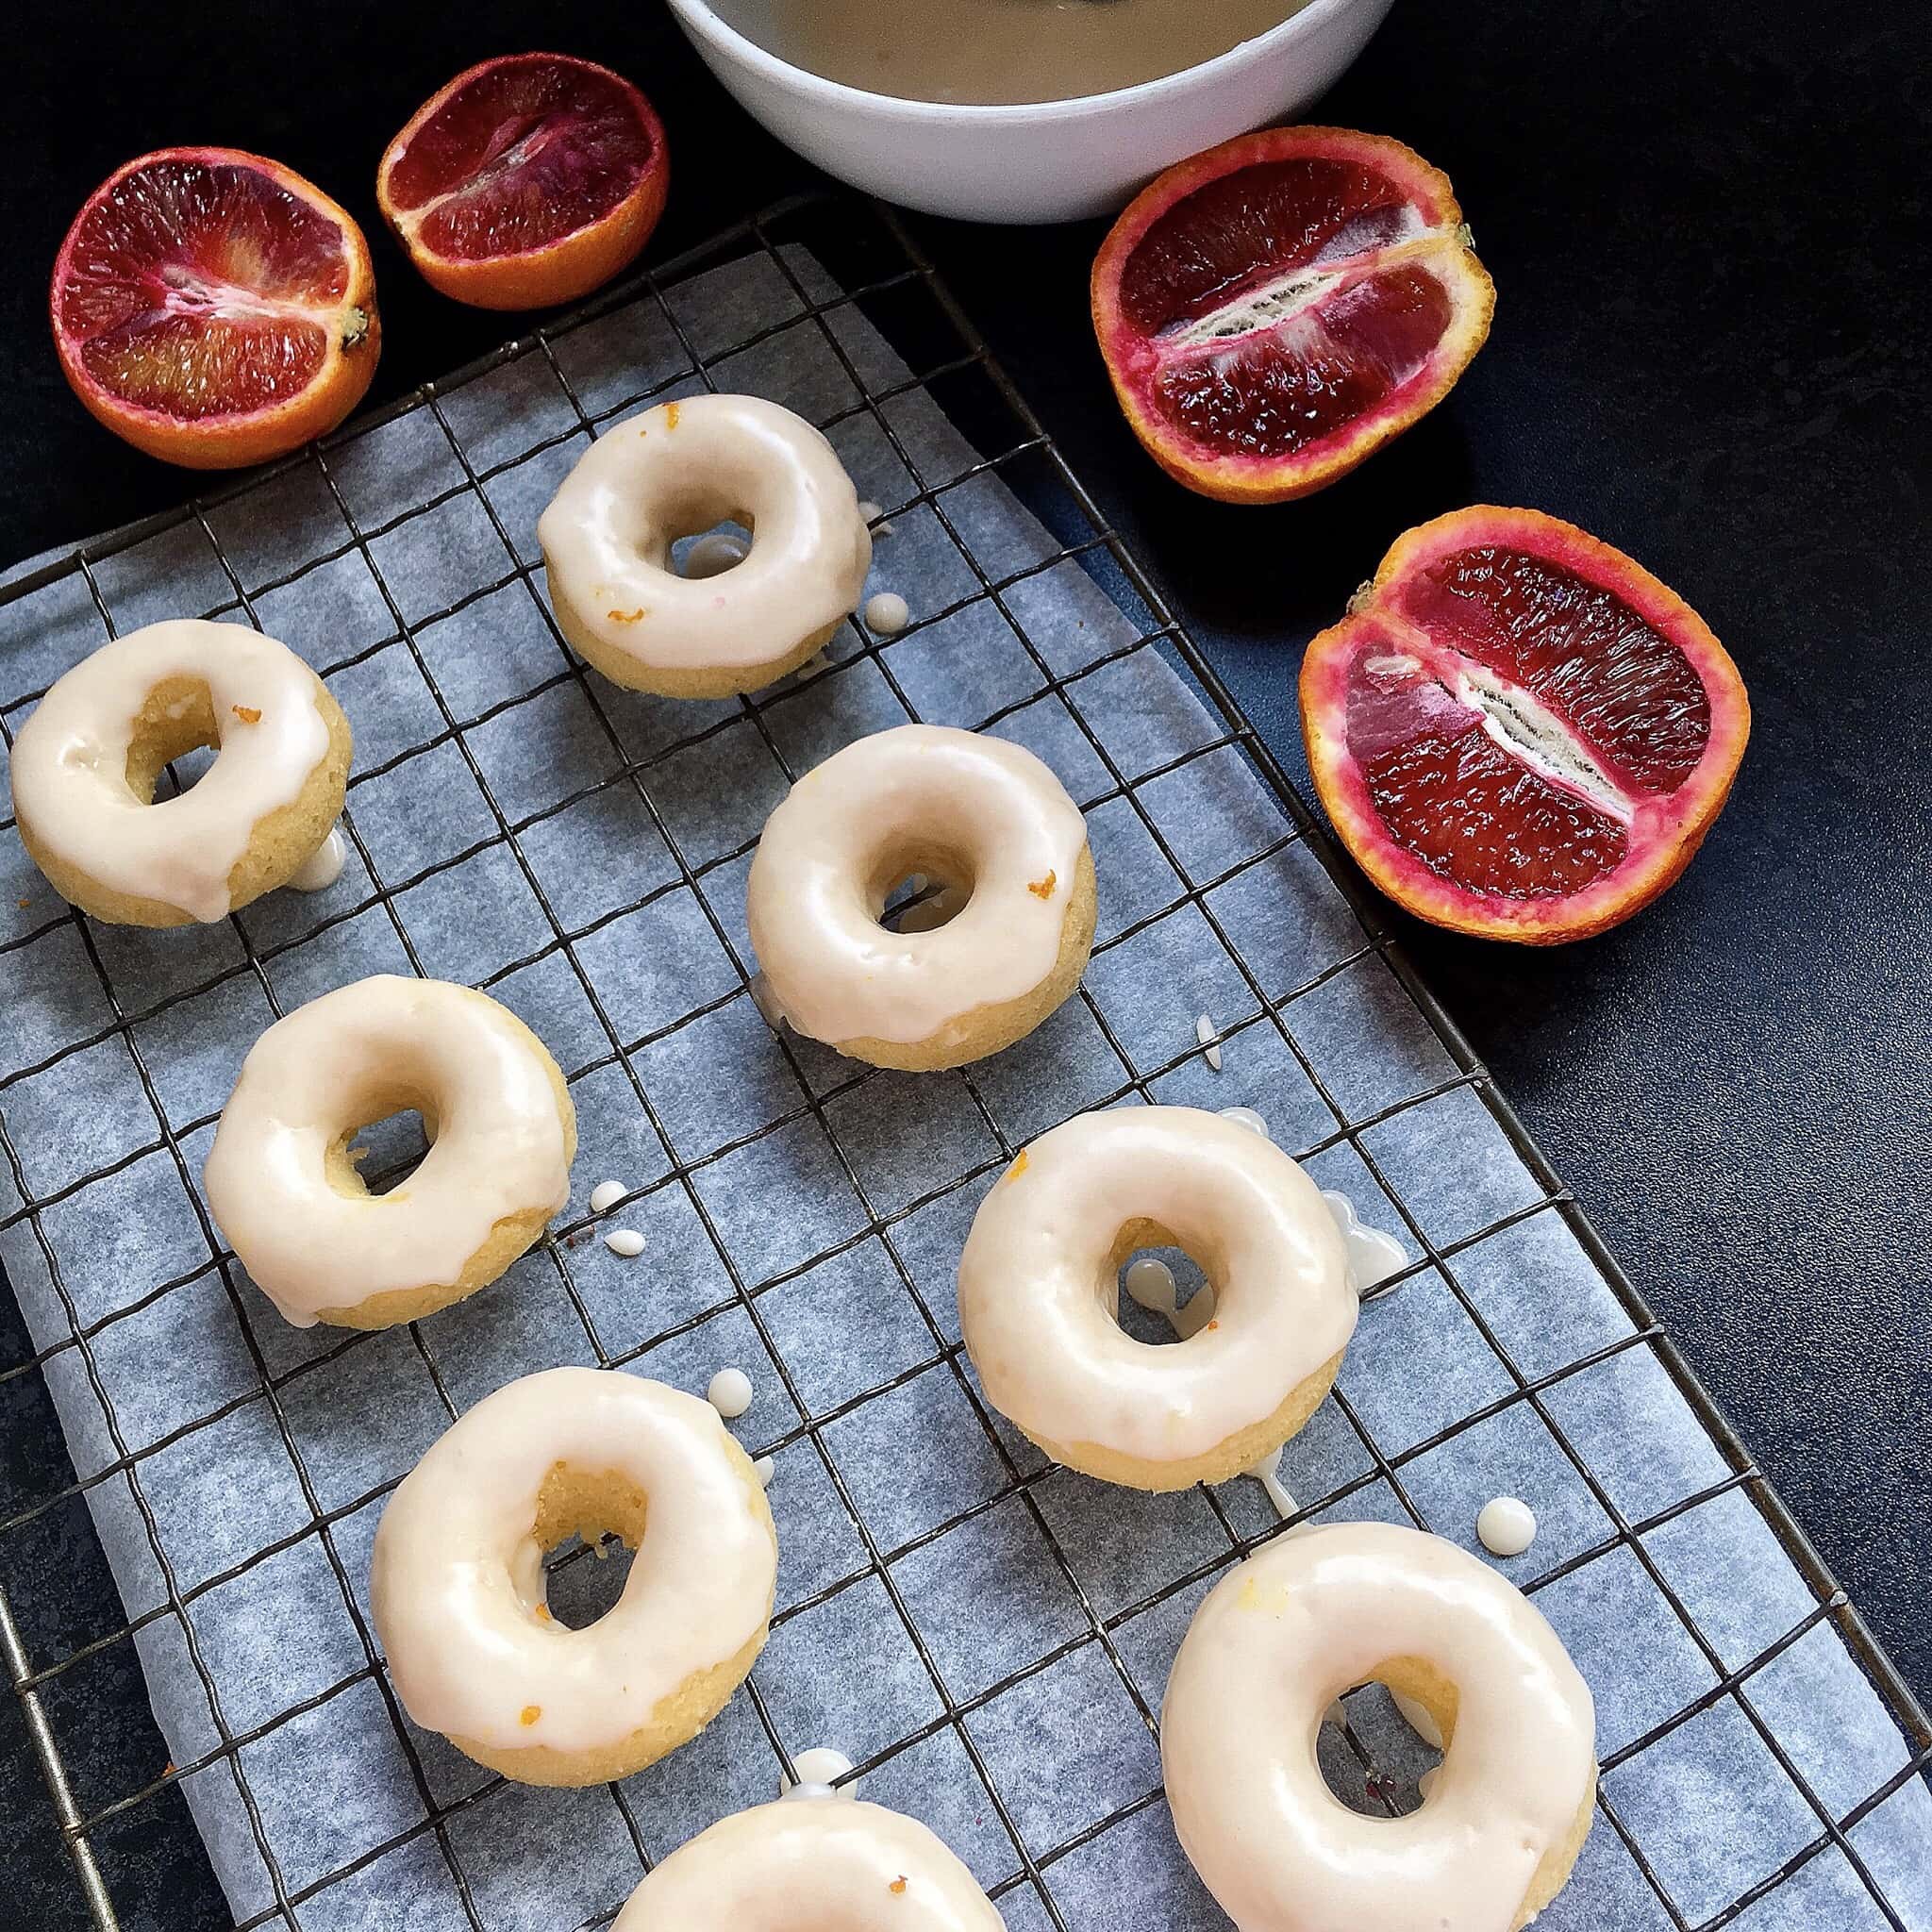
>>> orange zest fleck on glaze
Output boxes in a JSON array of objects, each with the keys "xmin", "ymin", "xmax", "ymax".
[
  {"xmin": 1006, "ymin": 1148, "xmax": 1029, "ymax": 1181},
  {"xmin": 1208, "ymin": 1319, "xmax": 1221, "ymax": 1330},
  {"xmin": 230, "ymin": 705, "xmax": 261, "ymax": 724},
  {"xmin": 889, "ymin": 1876, "xmax": 908, "ymax": 1895},
  {"xmin": 1026, "ymin": 869, "xmax": 1057, "ymax": 899},
  {"xmin": 520, "ymin": 1704, "xmax": 541, "ymax": 1725},
  {"xmin": 534, "ymin": 1603, "xmax": 552, "ymax": 1623},
  {"xmin": 607, "ymin": 608, "xmax": 647, "ymax": 625},
  {"xmin": 663, "ymin": 400, "xmax": 681, "ymax": 430}
]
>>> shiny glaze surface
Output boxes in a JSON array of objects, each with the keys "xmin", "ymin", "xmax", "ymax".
[
  {"xmin": 611, "ymin": 1799, "xmax": 1003, "ymax": 1928},
  {"xmin": 537, "ymin": 391, "xmax": 871, "ymax": 676},
  {"xmin": 8, "ymin": 617, "xmax": 331, "ymax": 922},
  {"xmin": 372, "ymin": 1368, "xmax": 776, "ymax": 1755},
  {"xmin": 957, "ymin": 1106, "xmax": 1356, "ymax": 1464},
  {"xmin": 202, "ymin": 974, "xmax": 570, "ymax": 1324},
  {"xmin": 1162, "ymin": 1521, "xmax": 1596, "ymax": 1930},
  {"xmin": 746, "ymin": 723, "xmax": 1088, "ymax": 1050}
]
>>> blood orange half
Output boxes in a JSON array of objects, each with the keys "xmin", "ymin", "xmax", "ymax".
[
  {"xmin": 1091, "ymin": 126, "xmax": 1493, "ymax": 503},
  {"xmin": 1301, "ymin": 508, "xmax": 1750, "ymax": 943},
  {"xmin": 50, "ymin": 148, "xmax": 380, "ymax": 471},
  {"xmin": 377, "ymin": 53, "xmax": 668, "ymax": 312}
]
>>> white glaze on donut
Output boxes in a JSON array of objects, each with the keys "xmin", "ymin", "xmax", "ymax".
[
  {"xmin": 610, "ymin": 1800, "xmax": 1003, "ymax": 1930},
  {"xmin": 958, "ymin": 1107, "xmax": 1357, "ymax": 1468},
  {"xmin": 372, "ymin": 1368, "xmax": 775, "ymax": 1759},
  {"xmin": 8, "ymin": 619, "xmax": 332, "ymax": 923},
  {"xmin": 1162, "ymin": 1522, "xmax": 1596, "ymax": 1932},
  {"xmin": 203, "ymin": 975, "xmax": 571, "ymax": 1326},
  {"xmin": 538, "ymin": 393, "xmax": 871, "ymax": 686},
  {"xmin": 746, "ymin": 724, "xmax": 1089, "ymax": 1053}
]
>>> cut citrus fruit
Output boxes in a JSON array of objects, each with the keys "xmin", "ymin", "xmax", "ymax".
[
  {"xmin": 377, "ymin": 53, "xmax": 668, "ymax": 312},
  {"xmin": 50, "ymin": 148, "xmax": 379, "ymax": 471},
  {"xmin": 1300, "ymin": 508, "xmax": 1750, "ymax": 943},
  {"xmin": 1091, "ymin": 126, "xmax": 1493, "ymax": 503}
]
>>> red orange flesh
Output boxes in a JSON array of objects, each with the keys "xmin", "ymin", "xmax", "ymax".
[
  {"xmin": 1300, "ymin": 508, "xmax": 1750, "ymax": 942},
  {"xmin": 1091, "ymin": 126, "xmax": 1493, "ymax": 503},
  {"xmin": 50, "ymin": 148, "xmax": 379, "ymax": 470},
  {"xmin": 378, "ymin": 53, "xmax": 668, "ymax": 311}
]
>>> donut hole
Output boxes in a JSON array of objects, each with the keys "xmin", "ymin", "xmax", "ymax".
[
  {"xmin": 868, "ymin": 838, "xmax": 976, "ymax": 935},
  {"xmin": 325, "ymin": 1088, "xmax": 441, "ymax": 1198},
  {"xmin": 124, "ymin": 675, "xmax": 225, "ymax": 803},
  {"xmin": 672, "ymin": 517, "xmax": 754, "ymax": 579},
  {"xmin": 1316, "ymin": 1658, "xmax": 1452, "ymax": 1818},
  {"xmin": 1108, "ymin": 1219, "xmax": 1220, "ymax": 1346},
  {"xmin": 640, "ymin": 475, "xmax": 756, "ymax": 576},
  {"xmin": 529, "ymin": 1461, "xmax": 649, "ymax": 1632}
]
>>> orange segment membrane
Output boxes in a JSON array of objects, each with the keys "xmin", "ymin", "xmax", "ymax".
[
  {"xmin": 1344, "ymin": 648, "xmax": 1628, "ymax": 899},
  {"xmin": 1117, "ymin": 158, "xmax": 1428, "ymax": 337},
  {"xmin": 57, "ymin": 157, "xmax": 352, "ymax": 419},
  {"xmin": 1388, "ymin": 548, "xmax": 1710, "ymax": 797},
  {"xmin": 1153, "ymin": 261, "xmax": 1455, "ymax": 459},
  {"xmin": 388, "ymin": 61, "xmax": 656, "ymax": 259}
]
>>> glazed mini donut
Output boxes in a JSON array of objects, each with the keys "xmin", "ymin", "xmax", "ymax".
[
  {"xmin": 957, "ymin": 1106, "xmax": 1356, "ymax": 1490},
  {"xmin": 537, "ymin": 391, "xmax": 872, "ymax": 697},
  {"xmin": 372, "ymin": 1367, "xmax": 777, "ymax": 1789},
  {"xmin": 8, "ymin": 617, "xmax": 351, "ymax": 926},
  {"xmin": 746, "ymin": 724, "xmax": 1096, "ymax": 1071},
  {"xmin": 203, "ymin": 974, "xmax": 575, "ymax": 1330},
  {"xmin": 611, "ymin": 1799, "xmax": 1003, "ymax": 1929},
  {"xmin": 1162, "ymin": 1522, "xmax": 1598, "ymax": 1932}
]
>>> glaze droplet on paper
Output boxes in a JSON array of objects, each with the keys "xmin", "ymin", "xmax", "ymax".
[
  {"xmin": 682, "ymin": 531, "xmax": 748, "ymax": 579},
  {"xmin": 589, "ymin": 1179, "xmax": 627, "ymax": 1215},
  {"xmin": 865, "ymin": 591, "xmax": 909, "ymax": 636},
  {"xmin": 1476, "ymin": 1494, "xmax": 1537, "ymax": 1557},
  {"xmin": 1123, "ymin": 1255, "xmax": 1216, "ymax": 1339},
  {"xmin": 1219, "ymin": 1106, "xmax": 1269, "ymax": 1139},
  {"xmin": 753, "ymin": 1455, "xmax": 775, "ymax": 1488},
  {"xmin": 708, "ymin": 1367, "xmax": 754, "ymax": 1418},
  {"xmin": 604, "ymin": 1227, "xmax": 644, "ymax": 1257},
  {"xmin": 289, "ymin": 825, "xmax": 346, "ymax": 893},
  {"xmin": 1196, "ymin": 1013, "xmax": 1223, "ymax": 1071}
]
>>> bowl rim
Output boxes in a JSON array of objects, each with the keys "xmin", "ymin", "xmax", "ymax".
[{"xmin": 665, "ymin": 0, "xmax": 1374, "ymax": 123}]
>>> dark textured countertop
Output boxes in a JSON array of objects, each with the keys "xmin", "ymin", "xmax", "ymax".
[{"xmin": 4, "ymin": 1, "xmax": 1926, "ymax": 1917}]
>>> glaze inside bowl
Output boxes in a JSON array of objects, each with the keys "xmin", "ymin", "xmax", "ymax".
[{"xmin": 710, "ymin": 0, "xmax": 1313, "ymax": 107}]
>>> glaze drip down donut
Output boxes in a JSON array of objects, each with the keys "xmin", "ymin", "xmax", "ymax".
[
  {"xmin": 746, "ymin": 723, "xmax": 1096, "ymax": 1070},
  {"xmin": 8, "ymin": 618, "xmax": 351, "ymax": 926},
  {"xmin": 538, "ymin": 391, "xmax": 872, "ymax": 697}
]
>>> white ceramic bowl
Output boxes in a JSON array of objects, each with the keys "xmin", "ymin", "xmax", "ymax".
[{"xmin": 666, "ymin": 0, "xmax": 1398, "ymax": 225}]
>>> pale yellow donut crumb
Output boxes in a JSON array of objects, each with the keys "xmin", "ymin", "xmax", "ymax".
[{"xmin": 19, "ymin": 671, "xmax": 352, "ymax": 927}]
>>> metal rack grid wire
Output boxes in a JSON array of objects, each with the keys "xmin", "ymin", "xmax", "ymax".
[{"xmin": 0, "ymin": 191, "xmax": 1924, "ymax": 1932}]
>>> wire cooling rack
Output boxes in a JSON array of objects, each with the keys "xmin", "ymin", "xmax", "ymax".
[{"xmin": 1, "ymin": 193, "xmax": 1927, "ymax": 1932}]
